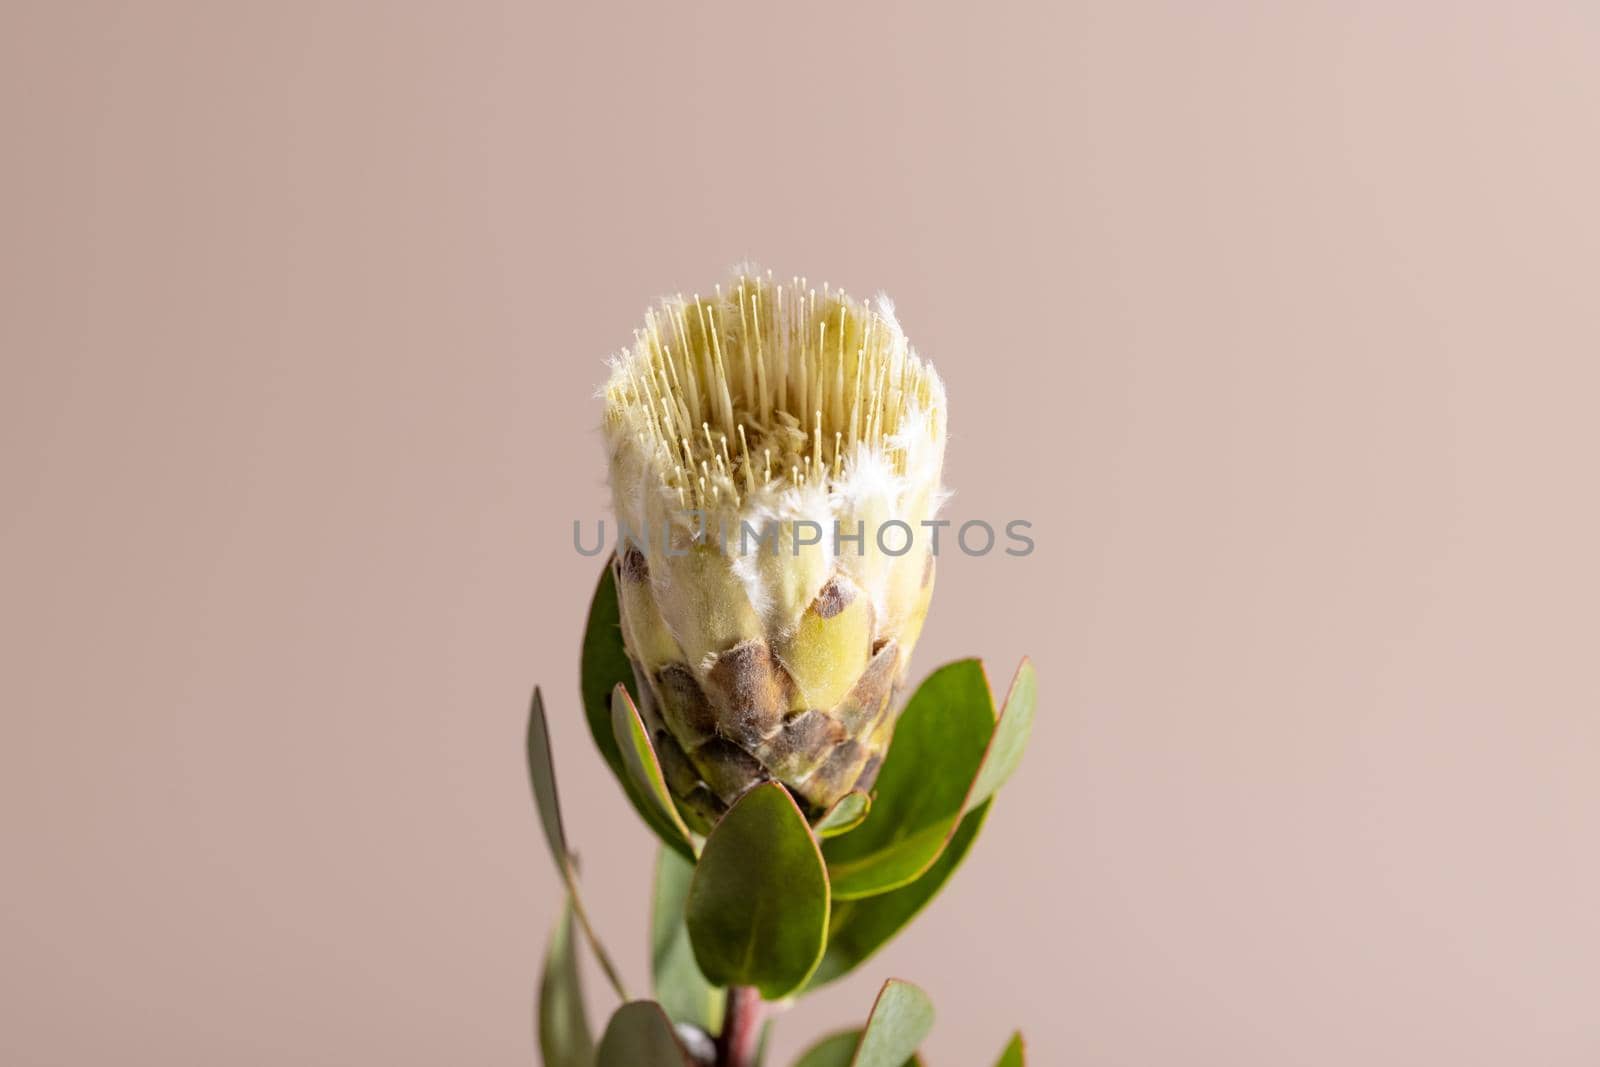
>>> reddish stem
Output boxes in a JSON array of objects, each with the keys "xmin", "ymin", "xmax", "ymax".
[{"xmin": 717, "ymin": 986, "xmax": 764, "ymax": 1067}]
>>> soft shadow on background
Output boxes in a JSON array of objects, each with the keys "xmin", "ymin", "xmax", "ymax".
[{"xmin": 3, "ymin": 2, "xmax": 1598, "ymax": 1064}]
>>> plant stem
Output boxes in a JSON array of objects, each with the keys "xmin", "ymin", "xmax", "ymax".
[
  {"xmin": 717, "ymin": 986, "xmax": 764, "ymax": 1067},
  {"xmin": 560, "ymin": 864, "xmax": 630, "ymax": 1001}
]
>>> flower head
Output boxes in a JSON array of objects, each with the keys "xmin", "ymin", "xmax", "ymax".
[{"xmin": 600, "ymin": 268, "xmax": 947, "ymax": 824}]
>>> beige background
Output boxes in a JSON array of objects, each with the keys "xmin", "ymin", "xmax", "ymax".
[{"xmin": 4, "ymin": 1, "xmax": 1599, "ymax": 1064}]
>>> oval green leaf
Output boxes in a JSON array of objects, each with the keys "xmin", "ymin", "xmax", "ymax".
[
  {"xmin": 538, "ymin": 901, "xmax": 594, "ymax": 1067},
  {"xmin": 853, "ymin": 979, "xmax": 934, "ymax": 1067},
  {"xmin": 596, "ymin": 1001, "xmax": 694, "ymax": 1066},
  {"xmin": 651, "ymin": 847, "xmax": 723, "ymax": 1033},
  {"xmin": 686, "ymin": 783, "xmax": 830, "ymax": 999},
  {"xmin": 613, "ymin": 684, "xmax": 695, "ymax": 851}
]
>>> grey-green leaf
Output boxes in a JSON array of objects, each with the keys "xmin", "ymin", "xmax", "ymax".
[
  {"xmin": 969, "ymin": 659, "xmax": 1036, "ymax": 807},
  {"xmin": 538, "ymin": 901, "xmax": 594, "ymax": 1067},
  {"xmin": 686, "ymin": 783, "xmax": 830, "ymax": 999},
  {"xmin": 527, "ymin": 688, "xmax": 572, "ymax": 875},
  {"xmin": 814, "ymin": 790, "xmax": 872, "ymax": 838},
  {"xmin": 852, "ymin": 979, "xmax": 934, "ymax": 1067},
  {"xmin": 806, "ymin": 800, "xmax": 992, "ymax": 989},
  {"xmin": 994, "ymin": 1031, "xmax": 1027, "ymax": 1066},
  {"xmin": 613, "ymin": 685, "xmax": 695, "ymax": 851},
  {"xmin": 651, "ymin": 847, "xmax": 723, "ymax": 1033},
  {"xmin": 596, "ymin": 1001, "xmax": 694, "ymax": 1066}
]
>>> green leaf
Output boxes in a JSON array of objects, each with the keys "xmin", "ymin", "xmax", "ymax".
[
  {"xmin": 527, "ymin": 688, "xmax": 572, "ymax": 875},
  {"xmin": 790, "ymin": 1032, "xmax": 921, "ymax": 1067},
  {"xmin": 822, "ymin": 819, "xmax": 961, "ymax": 900},
  {"xmin": 650, "ymin": 847, "xmax": 723, "ymax": 1033},
  {"xmin": 853, "ymin": 980, "xmax": 934, "ymax": 1067},
  {"xmin": 806, "ymin": 800, "xmax": 992, "ymax": 989},
  {"xmin": 993, "ymin": 1031, "xmax": 1027, "ymax": 1066},
  {"xmin": 755, "ymin": 1018, "xmax": 776, "ymax": 1066},
  {"xmin": 582, "ymin": 562, "xmax": 697, "ymax": 862},
  {"xmin": 814, "ymin": 790, "xmax": 872, "ymax": 838},
  {"xmin": 686, "ymin": 782, "xmax": 830, "ymax": 999},
  {"xmin": 538, "ymin": 901, "xmax": 594, "ymax": 1067},
  {"xmin": 791, "ymin": 1031, "xmax": 861, "ymax": 1067},
  {"xmin": 822, "ymin": 661, "xmax": 993, "ymax": 899},
  {"xmin": 596, "ymin": 1001, "xmax": 694, "ymax": 1066},
  {"xmin": 581, "ymin": 562, "xmax": 632, "ymax": 774},
  {"xmin": 614, "ymin": 685, "xmax": 696, "ymax": 852},
  {"xmin": 804, "ymin": 659, "xmax": 1035, "ymax": 982},
  {"xmin": 824, "ymin": 658, "xmax": 1036, "ymax": 900}
]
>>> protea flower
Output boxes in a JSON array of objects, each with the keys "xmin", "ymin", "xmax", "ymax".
[{"xmin": 600, "ymin": 268, "xmax": 947, "ymax": 829}]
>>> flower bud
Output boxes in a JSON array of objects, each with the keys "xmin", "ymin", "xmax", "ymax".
[{"xmin": 601, "ymin": 269, "xmax": 946, "ymax": 825}]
